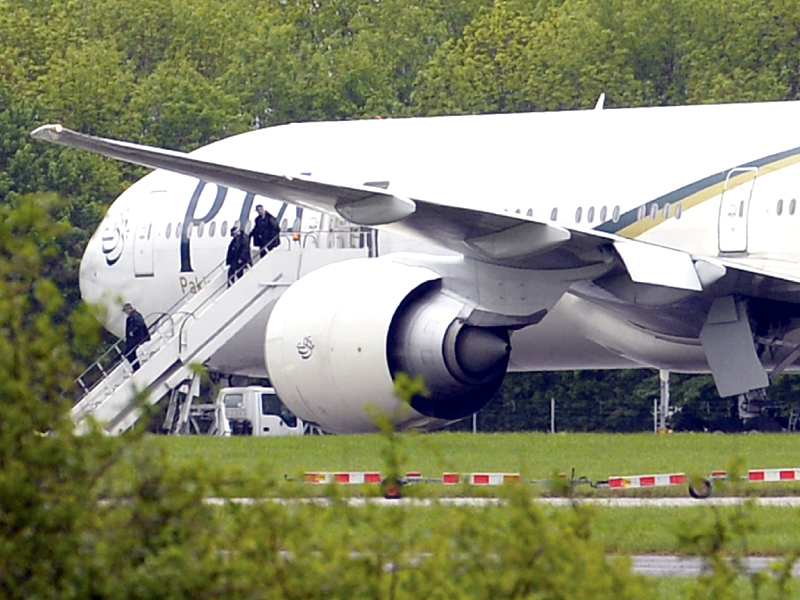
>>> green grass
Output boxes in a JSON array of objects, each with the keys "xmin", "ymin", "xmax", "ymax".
[
  {"xmin": 141, "ymin": 431, "xmax": 800, "ymax": 556},
  {"xmin": 151, "ymin": 431, "xmax": 800, "ymax": 484},
  {"xmin": 652, "ymin": 577, "xmax": 800, "ymax": 599},
  {"xmin": 591, "ymin": 506, "xmax": 800, "ymax": 554}
]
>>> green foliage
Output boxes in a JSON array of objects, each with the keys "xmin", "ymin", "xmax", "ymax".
[
  {"xmin": 129, "ymin": 57, "xmax": 249, "ymax": 150},
  {"xmin": 0, "ymin": 208, "xmax": 797, "ymax": 598},
  {"xmin": 7, "ymin": 5, "xmax": 800, "ymax": 599},
  {"xmin": 675, "ymin": 499, "xmax": 800, "ymax": 600},
  {"xmin": 0, "ymin": 205, "xmax": 650, "ymax": 599}
]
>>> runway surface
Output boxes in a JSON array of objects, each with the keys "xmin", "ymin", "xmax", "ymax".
[
  {"xmin": 631, "ymin": 555, "xmax": 800, "ymax": 577},
  {"xmin": 206, "ymin": 495, "xmax": 800, "ymax": 577}
]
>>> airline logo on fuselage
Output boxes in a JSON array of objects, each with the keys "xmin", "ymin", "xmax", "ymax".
[
  {"xmin": 101, "ymin": 179, "xmax": 291, "ymax": 272},
  {"xmin": 101, "ymin": 213, "xmax": 128, "ymax": 265}
]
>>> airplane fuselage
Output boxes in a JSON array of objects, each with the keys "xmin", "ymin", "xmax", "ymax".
[{"xmin": 80, "ymin": 102, "xmax": 800, "ymax": 382}]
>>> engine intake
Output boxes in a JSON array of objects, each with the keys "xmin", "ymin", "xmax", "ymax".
[
  {"xmin": 265, "ymin": 257, "xmax": 510, "ymax": 433},
  {"xmin": 388, "ymin": 281, "xmax": 510, "ymax": 420}
]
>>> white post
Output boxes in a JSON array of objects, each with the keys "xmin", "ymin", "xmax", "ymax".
[
  {"xmin": 472, "ymin": 412, "xmax": 477, "ymax": 433},
  {"xmin": 550, "ymin": 398, "xmax": 555, "ymax": 433},
  {"xmin": 653, "ymin": 399, "xmax": 657, "ymax": 433},
  {"xmin": 659, "ymin": 369, "xmax": 670, "ymax": 431}
]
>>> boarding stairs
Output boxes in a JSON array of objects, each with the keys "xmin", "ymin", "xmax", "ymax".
[{"xmin": 67, "ymin": 253, "xmax": 287, "ymax": 435}]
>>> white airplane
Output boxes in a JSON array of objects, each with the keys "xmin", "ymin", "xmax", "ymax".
[{"xmin": 32, "ymin": 100, "xmax": 800, "ymax": 432}]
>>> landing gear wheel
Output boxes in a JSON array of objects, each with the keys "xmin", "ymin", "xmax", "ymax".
[
  {"xmin": 688, "ymin": 478, "xmax": 712, "ymax": 499},
  {"xmin": 381, "ymin": 477, "xmax": 403, "ymax": 500}
]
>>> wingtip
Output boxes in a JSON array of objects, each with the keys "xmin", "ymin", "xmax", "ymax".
[{"xmin": 30, "ymin": 123, "xmax": 64, "ymax": 140}]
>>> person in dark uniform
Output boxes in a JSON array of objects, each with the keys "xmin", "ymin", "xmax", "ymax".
[
  {"xmin": 251, "ymin": 204, "xmax": 280, "ymax": 258},
  {"xmin": 226, "ymin": 226, "xmax": 251, "ymax": 285},
  {"xmin": 122, "ymin": 302, "xmax": 150, "ymax": 372}
]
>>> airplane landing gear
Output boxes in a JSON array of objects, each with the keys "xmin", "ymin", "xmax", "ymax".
[{"xmin": 737, "ymin": 389, "xmax": 782, "ymax": 432}]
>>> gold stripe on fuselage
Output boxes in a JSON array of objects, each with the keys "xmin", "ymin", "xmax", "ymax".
[{"xmin": 608, "ymin": 148, "xmax": 800, "ymax": 239}]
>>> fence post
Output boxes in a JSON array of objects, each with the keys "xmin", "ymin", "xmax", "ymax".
[
  {"xmin": 550, "ymin": 398, "xmax": 555, "ymax": 433},
  {"xmin": 653, "ymin": 399, "xmax": 657, "ymax": 433}
]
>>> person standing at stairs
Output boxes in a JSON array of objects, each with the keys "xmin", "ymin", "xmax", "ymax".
[
  {"xmin": 251, "ymin": 204, "xmax": 280, "ymax": 259},
  {"xmin": 226, "ymin": 226, "xmax": 251, "ymax": 285},
  {"xmin": 122, "ymin": 303, "xmax": 151, "ymax": 372}
]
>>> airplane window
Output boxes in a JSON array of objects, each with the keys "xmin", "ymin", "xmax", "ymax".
[
  {"xmin": 739, "ymin": 200, "xmax": 745, "ymax": 218},
  {"xmin": 575, "ymin": 207, "xmax": 582, "ymax": 223},
  {"xmin": 587, "ymin": 206, "xmax": 595, "ymax": 223},
  {"xmin": 526, "ymin": 208, "xmax": 533, "ymax": 217},
  {"xmin": 198, "ymin": 222, "xmax": 204, "ymax": 238},
  {"xmin": 791, "ymin": 199, "xmax": 797, "ymax": 215},
  {"xmin": 165, "ymin": 223, "xmax": 172, "ymax": 239},
  {"xmin": 186, "ymin": 224, "xmax": 192, "ymax": 238},
  {"xmin": 663, "ymin": 203, "xmax": 671, "ymax": 219},
  {"xmin": 233, "ymin": 220, "xmax": 240, "ymax": 231},
  {"xmin": 637, "ymin": 205, "xmax": 645, "ymax": 221},
  {"xmin": 600, "ymin": 206, "xmax": 607, "ymax": 221},
  {"xmin": 515, "ymin": 208, "xmax": 521, "ymax": 214},
  {"xmin": 221, "ymin": 221, "xmax": 228, "ymax": 236},
  {"xmin": 777, "ymin": 199, "xmax": 784, "ymax": 216},
  {"xmin": 550, "ymin": 207, "xmax": 558, "ymax": 221},
  {"xmin": 209, "ymin": 222, "xmax": 216, "ymax": 237},
  {"xmin": 176, "ymin": 222, "xmax": 182, "ymax": 237},
  {"xmin": 612, "ymin": 206, "xmax": 620, "ymax": 223},
  {"xmin": 649, "ymin": 203, "xmax": 658, "ymax": 219},
  {"xmin": 675, "ymin": 204, "xmax": 683, "ymax": 219}
]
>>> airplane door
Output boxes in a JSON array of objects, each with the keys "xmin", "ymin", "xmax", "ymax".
[
  {"xmin": 718, "ymin": 167, "xmax": 757, "ymax": 254},
  {"xmin": 133, "ymin": 190, "xmax": 165, "ymax": 277},
  {"xmin": 133, "ymin": 222, "xmax": 154, "ymax": 277}
]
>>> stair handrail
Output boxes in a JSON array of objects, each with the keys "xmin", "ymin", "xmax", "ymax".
[{"xmin": 65, "ymin": 258, "xmax": 228, "ymax": 404}]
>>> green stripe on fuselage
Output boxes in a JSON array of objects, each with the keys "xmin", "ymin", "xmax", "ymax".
[{"xmin": 595, "ymin": 145, "xmax": 800, "ymax": 238}]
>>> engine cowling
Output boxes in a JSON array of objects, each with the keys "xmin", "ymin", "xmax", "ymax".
[{"xmin": 265, "ymin": 257, "xmax": 511, "ymax": 433}]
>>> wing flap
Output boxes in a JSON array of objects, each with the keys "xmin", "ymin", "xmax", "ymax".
[{"xmin": 614, "ymin": 239, "xmax": 702, "ymax": 291}]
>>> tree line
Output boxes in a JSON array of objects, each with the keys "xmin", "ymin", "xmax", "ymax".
[{"xmin": 4, "ymin": 0, "xmax": 800, "ymax": 429}]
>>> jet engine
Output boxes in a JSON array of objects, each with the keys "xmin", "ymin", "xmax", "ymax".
[{"xmin": 265, "ymin": 257, "xmax": 511, "ymax": 433}]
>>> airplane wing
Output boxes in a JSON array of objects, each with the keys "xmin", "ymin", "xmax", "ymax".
[
  {"xmin": 35, "ymin": 123, "xmax": 800, "ymax": 403},
  {"xmin": 32, "ymin": 124, "xmax": 718, "ymax": 293},
  {"xmin": 35, "ymin": 122, "xmax": 800, "ymax": 303}
]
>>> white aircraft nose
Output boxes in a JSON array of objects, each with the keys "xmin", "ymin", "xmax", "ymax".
[
  {"xmin": 79, "ymin": 235, "xmax": 105, "ymax": 305},
  {"xmin": 79, "ymin": 231, "xmax": 124, "ymax": 336}
]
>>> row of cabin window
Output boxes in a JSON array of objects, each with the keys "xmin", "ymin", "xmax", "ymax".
[
  {"xmin": 549, "ymin": 203, "xmax": 682, "ymax": 225},
  {"xmin": 634, "ymin": 202, "xmax": 684, "ymax": 222},
  {"xmin": 567, "ymin": 205, "xmax": 623, "ymax": 224},
  {"xmin": 165, "ymin": 221, "xmax": 247, "ymax": 239},
  {"xmin": 776, "ymin": 198, "xmax": 797, "ymax": 216},
  {"xmin": 162, "ymin": 198, "xmax": 798, "ymax": 240}
]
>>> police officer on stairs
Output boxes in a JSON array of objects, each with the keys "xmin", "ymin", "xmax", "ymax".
[{"xmin": 251, "ymin": 204, "xmax": 280, "ymax": 258}]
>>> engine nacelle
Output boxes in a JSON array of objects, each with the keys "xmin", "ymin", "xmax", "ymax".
[{"xmin": 265, "ymin": 257, "xmax": 510, "ymax": 433}]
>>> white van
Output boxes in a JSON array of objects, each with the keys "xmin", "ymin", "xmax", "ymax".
[{"xmin": 219, "ymin": 386, "xmax": 305, "ymax": 436}]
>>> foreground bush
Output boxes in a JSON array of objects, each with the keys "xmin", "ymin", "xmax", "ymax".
[{"xmin": 1, "ymin": 198, "xmax": 796, "ymax": 600}]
